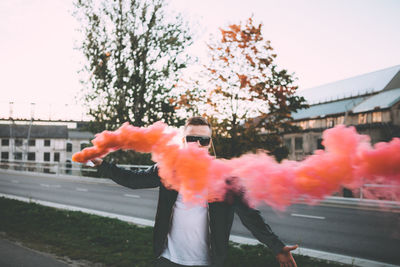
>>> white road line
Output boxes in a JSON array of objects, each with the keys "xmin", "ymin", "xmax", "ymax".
[
  {"xmin": 40, "ymin": 184, "xmax": 61, "ymax": 188},
  {"xmin": 124, "ymin": 194, "xmax": 140, "ymax": 198},
  {"xmin": 291, "ymin": 213, "xmax": 325, "ymax": 220},
  {"xmin": 11, "ymin": 180, "xmax": 20, "ymax": 183},
  {"xmin": 76, "ymin": 188, "xmax": 88, "ymax": 192}
]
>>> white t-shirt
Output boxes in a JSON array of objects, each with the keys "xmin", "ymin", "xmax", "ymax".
[{"xmin": 161, "ymin": 193, "xmax": 211, "ymax": 266}]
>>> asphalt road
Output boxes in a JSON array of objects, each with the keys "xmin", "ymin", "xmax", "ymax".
[{"xmin": 1, "ymin": 171, "xmax": 399, "ymax": 266}]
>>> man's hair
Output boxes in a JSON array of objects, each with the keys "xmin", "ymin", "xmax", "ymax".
[{"xmin": 184, "ymin": 116, "xmax": 211, "ymax": 130}]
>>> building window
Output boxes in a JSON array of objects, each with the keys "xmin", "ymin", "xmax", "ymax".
[
  {"xmin": 336, "ymin": 116, "xmax": 344, "ymax": 125},
  {"xmin": 358, "ymin": 113, "xmax": 367, "ymax": 124},
  {"xmin": 15, "ymin": 139, "xmax": 23, "ymax": 146},
  {"xmin": 1, "ymin": 152, "xmax": 9, "ymax": 160},
  {"xmin": 44, "ymin": 152, "xmax": 50, "ymax": 162},
  {"xmin": 66, "ymin": 142, "xmax": 72, "ymax": 152},
  {"xmin": 1, "ymin": 139, "xmax": 9, "ymax": 146},
  {"xmin": 317, "ymin": 138, "xmax": 324, "ymax": 150},
  {"xmin": 295, "ymin": 137, "xmax": 303, "ymax": 150},
  {"xmin": 284, "ymin": 138, "xmax": 292, "ymax": 154},
  {"xmin": 66, "ymin": 160, "xmax": 72, "ymax": 168},
  {"xmin": 14, "ymin": 152, "xmax": 22, "ymax": 160},
  {"xmin": 65, "ymin": 160, "xmax": 72, "ymax": 174},
  {"xmin": 80, "ymin": 143, "xmax": 90, "ymax": 150},
  {"xmin": 28, "ymin": 152, "xmax": 36, "ymax": 161},
  {"xmin": 372, "ymin": 112, "xmax": 382, "ymax": 123},
  {"xmin": 308, "ymin": 120, "xmax": 316, "ymax": 128},
  {"xmin": 28, "ymin": 139, "xmax": 36, "ymax": 146},
  {"xmin": 44, "ymin": 140, "xmax": 51, "ymax": 147},
  {"xmin": 327, "ymin": 118, "xmax": 335, "ymax": 128},
  {"xmin": 54, "ymin": 152, "xmax": 60, "ymax": 162}
]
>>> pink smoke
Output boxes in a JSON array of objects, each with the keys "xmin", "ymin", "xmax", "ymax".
[{"xmin": 72, "ymin": 122, "xmax": 400, "ymax": 209}]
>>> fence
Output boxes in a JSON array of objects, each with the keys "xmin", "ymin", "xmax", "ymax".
[{"xmin": 0, "ymin": 159, "xmax": 149, "ymax": 177}]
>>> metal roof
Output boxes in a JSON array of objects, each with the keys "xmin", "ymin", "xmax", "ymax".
[
  {"xmin": 292, "ymin": 87, "xmax": 400, "ymax": 120},
  {"xmin": 298, "ymin": 65, "xmax": 400, "ymax": 105},
  {"xmin": 68, "ymin": 130, "xmax": 94, "ymax": 140},
  {"xmin": 292, "ymin": 96, "xmax": 365, "ymax": 120},
  {"xmin": 352, "ymin": 88, "xmax": 400, "ymax": 113},
  {"xmin": 0, "ymin": 124, "xmax": 68, "ymax": 138}
]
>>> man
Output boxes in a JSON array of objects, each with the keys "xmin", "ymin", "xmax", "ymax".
[{"xmin": 91, "ymin": 116, "xmax": 297, "ymax": 267}]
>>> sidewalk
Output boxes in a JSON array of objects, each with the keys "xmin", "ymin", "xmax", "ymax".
[{"xmin": 0, "ymin": 237, "xmax": 69, "ymax": 267}]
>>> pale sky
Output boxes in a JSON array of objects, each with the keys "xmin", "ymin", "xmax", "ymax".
[{"xmin": 0, "ymin": 0, "xmax": 399, "ymax": 120}]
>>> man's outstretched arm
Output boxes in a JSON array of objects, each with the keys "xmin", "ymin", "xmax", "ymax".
[
  {"xmin": 92, "ymin": 158, "xmax": 161, "ymax": 189},
  {"xmin": 234, "ymin": 198, "xmax": 297, "ymax": 267}
]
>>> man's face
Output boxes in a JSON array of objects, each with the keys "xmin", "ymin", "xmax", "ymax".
[{"xmin": 183, "ymin": 125, "xmax": 212, "ymax": 149}]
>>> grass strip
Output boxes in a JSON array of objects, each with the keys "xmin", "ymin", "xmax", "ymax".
[{"xmin": 0, "ymin": 197, "xmax": 351, "ymax": 267}]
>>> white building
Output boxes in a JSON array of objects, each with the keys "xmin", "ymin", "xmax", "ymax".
[{"xmin": 0, "ymin": 122, "xmax": 93, "ymax": 173}]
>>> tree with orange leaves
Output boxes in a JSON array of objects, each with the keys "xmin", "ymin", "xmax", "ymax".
[{"xmin": 178, "ymin": 17, "xmax": 307, "ymax": 159}]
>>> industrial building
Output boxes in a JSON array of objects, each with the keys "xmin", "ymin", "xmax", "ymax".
[{"xmin": 284, "ymin": 65, "xmax": 400, "ymax": 160}]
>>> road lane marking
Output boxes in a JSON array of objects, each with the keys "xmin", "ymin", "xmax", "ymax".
[
  {"xmin": 76, "ymin": 188, "xmax": 88, "ymax": 192},
  {"xmin": 124, "ymin": 194, "xmax": 140, "ymax": 198},
  {"xmin": 291, "ymin": 213, "xmax": 325, "ymax": 220},
  {"xmin": 11, "ymin": 180, "xmax": 20, "ymax": 183},
  {"xmin": 40, "ymin": 184, "xmax": 61, "ymax": 188}
]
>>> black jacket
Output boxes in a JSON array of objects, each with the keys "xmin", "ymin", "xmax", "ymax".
[{"xmin": 98, "ymin": 162, "xmax": 285, "ymax": 267}]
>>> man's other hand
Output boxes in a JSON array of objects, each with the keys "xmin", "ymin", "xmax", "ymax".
[
  {"xmin": 91, "ymin": 158, "xmax": 103, "ymax": 167},
  {"xmin": 276, "ymin": 245, "xmax": 298, "ymax": 267}
]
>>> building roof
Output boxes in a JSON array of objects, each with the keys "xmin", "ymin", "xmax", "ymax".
[
  {"xmin": 0, "ymin": 124, "xmax": 68, "ymax": 138},
  {"xmin": 292, "ymin": 87, "xmax": 400, "ymax": 120},
  {"xmin": 68, "ymin": 130, "xmax": 94, "ymax": 140},
  {"xmin": 292, "ymin": 96, "xmax": 365, "ymax": 120},
  {"xmin": 298, "ymin": 65, "xmax": 400, "ymax": 105},
  {"xmin": 352, "ymin": 87, "xmax": 400, "ymax": 113}
]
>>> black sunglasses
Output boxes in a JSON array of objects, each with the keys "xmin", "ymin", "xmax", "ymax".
[{"xmin": 185, "ymin": 135, "xmax": 211, "ymax": 146}]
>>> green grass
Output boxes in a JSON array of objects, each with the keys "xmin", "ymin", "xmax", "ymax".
[{"xmin": 0, "ymin": 197, "xmax": 352, "ymax": 267}]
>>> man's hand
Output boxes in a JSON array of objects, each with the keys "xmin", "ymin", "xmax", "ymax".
[
  {"xmin": 276, "ymin": 245, "xmax": 298, "ymax": 267},
  {"xmin": 91, "ymin": 158, "xmax": 103, "ymax": 167}
]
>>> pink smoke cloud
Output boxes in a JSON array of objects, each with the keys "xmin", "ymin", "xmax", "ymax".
[{"xmin": 72, "ymin": 122, "xmax": 400, "ymax": 210}]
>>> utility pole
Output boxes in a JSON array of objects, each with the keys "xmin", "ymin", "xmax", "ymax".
[
  {"xmin": 24, "ymin": 103, "xmax": 35, "ymax": 161},
  {"xmin": 9, "ymin": 101, "xmax": 13, "ymax": 119},
  {"xmin": 9, "ymin": 102, "xmax": 15, "ymax": 162}
]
